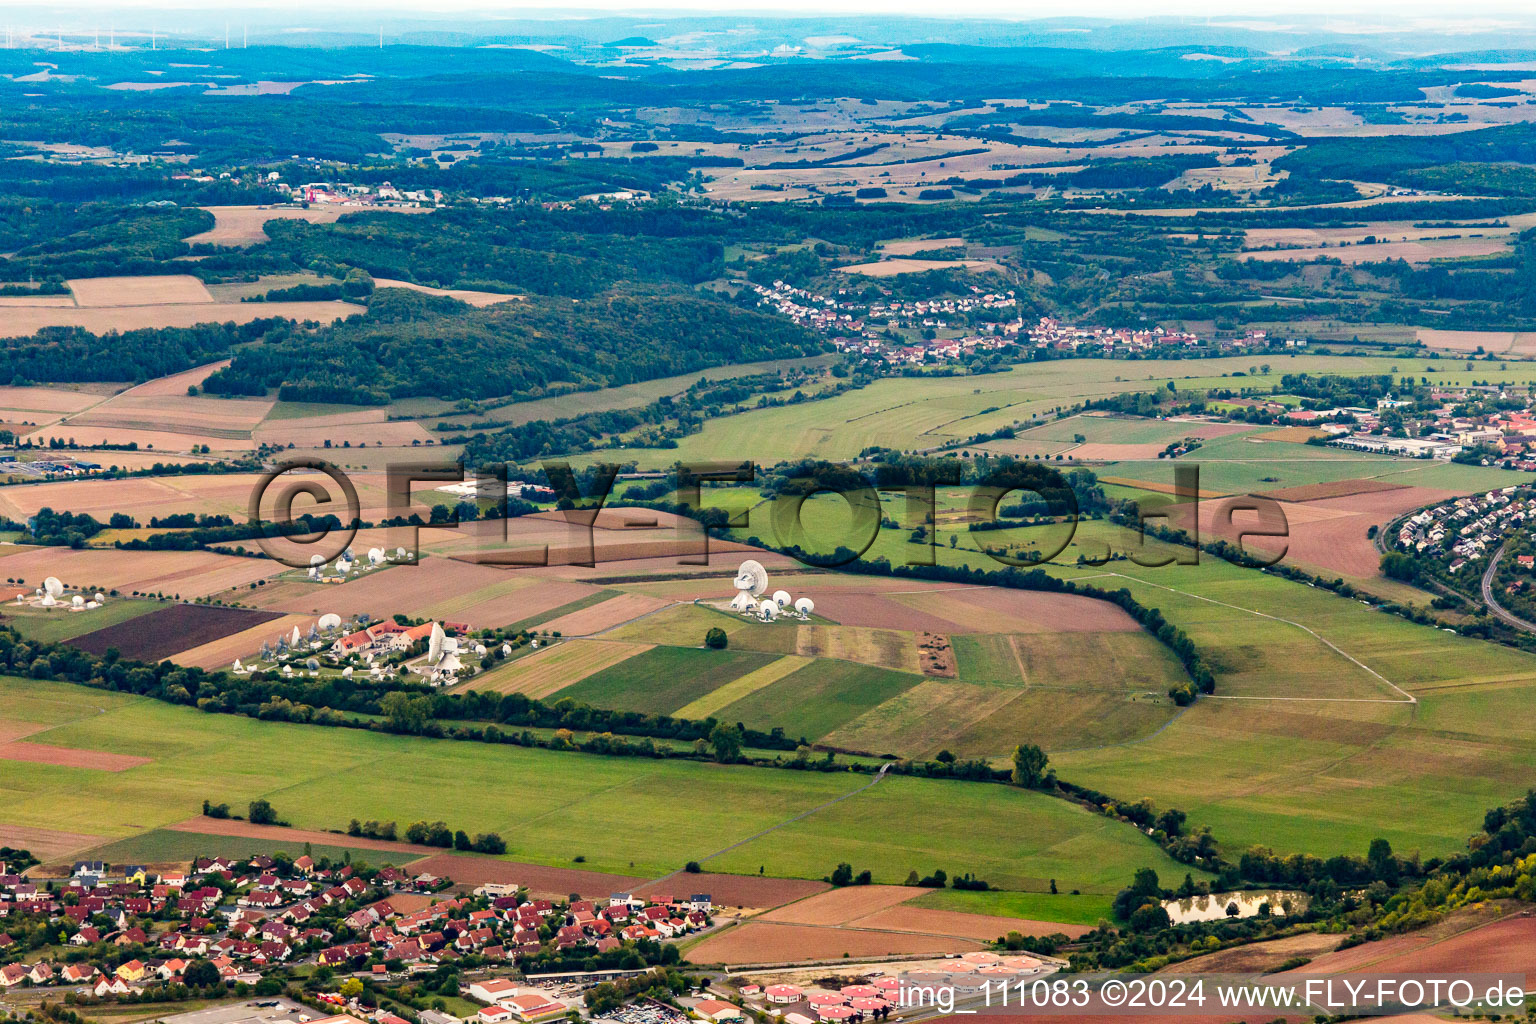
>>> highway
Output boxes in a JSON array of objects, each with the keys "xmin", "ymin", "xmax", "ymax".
[{"xmin": 1480, "ymin": 542, "xmax": 1536, "ymax": 634}]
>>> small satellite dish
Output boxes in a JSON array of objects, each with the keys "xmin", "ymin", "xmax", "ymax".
[
  {"xmin": 735, "ymin": 559, "xmax": 769, "ymax": 597},
  {"xmin": 305, "ymin": 658, "xmax": 320, "ymax": 672},
  {"xmin": 794, "ymin": 597, "xmax": 815, "ymax": 619},
  {"xmin": 758, "ymin": 599, "xmax": 779, "ymax": 621},
  {"xmin": 501, "ymin": 643, "xmax": 512, "ymax": 657},
  {"xmin": 93, "ymin": 592, "xmax": 105, "ymax": 603},
  {"xmin": 71, "ymin": 595, "xmax": 85, "ymax": 607},
  {"xmin": 474, "ymin": 644, "xmax": 486, "ymax": 655},
  {"xmin": 772, "ymin": 589, "xmax": 792, "ymax": 608},
  {"xmin": 368, "ymin": 547, "xmax": 386, "ymax": 564},
  {"xmin": 395, "ymin": 546, "xmax": 408, "ymax": 559},
  {"xmin": 43, "ymin": 576, "xmax": 64, "ymax": 598},
  {"xmin": 342, "ymin": 666, "xmax": 354, "ymax": 679},
  {"xmin": 309, "ymin": 553, "xmax": 326, "ymax": 567}
]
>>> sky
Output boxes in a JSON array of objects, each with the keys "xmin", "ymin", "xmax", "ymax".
[{"xmin": 5, "ymin": 0, "xmax": 1536, "ymax": 17}]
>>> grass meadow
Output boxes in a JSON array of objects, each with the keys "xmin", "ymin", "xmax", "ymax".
[{"xmin": 0, "ymin": 677, "xmax": 1199, "ymax": 899}]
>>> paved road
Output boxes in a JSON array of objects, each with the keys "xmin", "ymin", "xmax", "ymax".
[{"xmin": 1481, "ymin": 543, "xmax": 1536, "ymax": 633}]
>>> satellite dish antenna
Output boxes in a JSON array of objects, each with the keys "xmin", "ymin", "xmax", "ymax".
[
  {"xmin": 290, "ymin": 626, "xmax": 302, "ymax": 647},
  {"xmin": 318, "ymin": 612, "xmax": 342, "ymax": 631},
  {"xmin": 735, "ymin": 559, "xmax": 769, "ymax": 597},
  {"xmin": 40, "ymin": 593, "xmax": 56, "ymax": 607},
  {"xmin": 428, "ymin": 622, "xmax": 445, "ymax": 664},
  {"xmin": 309, "ymin": 553, "xmax": 326, "ymax": 566},
  {"xmin": 305, "ymin": 658, "xmax": 320, "ymax": 671},
  {"xmin": 395, "ymin": 546, "xmax": 407, "ymax": 559},
  {"xmin": 772, "ymin": 589, "xmax": 792, "ymax": 608},
  {"xmin": 758, "ymin": 599, "xmax": 779, "ymax": 621},
  {"xmin": 43, "ymin": 576, "xmax": 64, "ymax": 597},
  {"xmin": 794, "ymin": 597, "xmax": 815, "ymax": 619},
  {"xmin": 93, "ymin": 592, "xmax": 105, "ymax": 603},
  {"xmin": 368, "ymin": 547, "xmax": 385, "ymax": 564},
  {"xmin": 342, "ymin": 666, "xmax": 354, "ymax": 679},
  {"xmin": 71, "ymin": 595, "xmax": 84, "ymax": 607}
]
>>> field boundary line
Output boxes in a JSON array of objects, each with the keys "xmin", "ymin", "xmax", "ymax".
[{"xmin": 1097, "ymin": 573, "xmax": 1417, "ymax": 705}]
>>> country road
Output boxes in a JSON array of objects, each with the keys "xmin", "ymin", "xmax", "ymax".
[{"xmin": 1481, "ymin": 543, "xmax": 1536, "ymax": 633}]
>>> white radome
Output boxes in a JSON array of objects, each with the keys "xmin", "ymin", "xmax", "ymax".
[
  {"xmin": 772, "ymin": 589, "xmax": 792, "ymax": 608},
  {"xmin": 734, "ymin": 559, "xmax": 769, "ymax": 597},
  {"xmin": 318, "ymin": 612, "xmax": 342, "ymax": 631},
  {"xmin": 43, "ymin": 576, "xmax": 64, "ymax": 598},
  {"xmin": 795, "ymin": 597, "xmax": 815, "ymax": 619}
]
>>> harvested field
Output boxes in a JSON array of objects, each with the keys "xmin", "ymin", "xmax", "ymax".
[
  {"xmin": 887, "ymin": 588, "xmax": 1143, "ymax": 635},
  {"xmin": 1161, "ymin": 931, "xmax": 1341, "ymax": 974},
  {"xmin": 0, "ymin": 721, "xmax": 47, "ymax": 742},
  {"xmin": 185, "ymin": 205, "xmax": 430, "ymax": 247},
  {"xmin": 65, "ymin": 391, "xmax": 274, "ymax": 439},
  {"xmin": 1293, "ymin": 909, "xmax": 1536, "ymax": 975},
  {"xmin": 253, "ymin": 407, "xmax": 435, "ymax": 448},
  {"xmin": 761, "ymin": 885, "xmax": 922, "ymax": 925},
  {"xmin": 0, "ymin": 823, "xmax": 104, "ymax": 860},
  {"xmin": 1254, "ymin": 479, "xmax": 1408, "ymax": 502},
  {"xmin": 247, "ymin": 559, "xmax": 530, "ymax": 620},
  {"xmin": 0, "ymin": 546, "xmax": 280, "ymax": 599},
  {"xmin": 126, "ymin": 360, "xmax": 231, "ymax": 396},
  {"xmin": 714, "ymin": 659, "xmax": 920, "ymax": 739},
  {"xmin": 0, "ymin": 741, "xmax": 151, "ymax": 772},
  {"xmin": 1067, "ymin": 442, "xmax": 1177, "ymax": 460},
  {"xmin": 0, "ymin": 300, "xmax": 364, "ymax": 341},
  {"xmin": 849, "ymin": 905, "xmax": 1092, "ymax": 941},
  {"xmin": 1244, "ymin": 237, "xmax": 1510, "ymax": 264},
  {"xmin": 686, "ymin": 921, "xmax": 981, "ymax": 965},
  {"xmin": 68, "ymin": 604, "xmax": 284, "ymax": 661},
  {"xmin": 812, "ymin": 593, "xmax": 968, "ymax": 634},
  {"xmin": 1417, "ymin": 328, "xmax": 1536, "ymax": 354},
  {"xmin": 877, "ymin": 236, "xmax": 966, "ymax": 255},
  {"xmin": 1173, "ymin": 485, "xmax": 1459, "ymax": 578},
  {"xmin": 634, "ymin": 872, "xmax": 826, "ymax": 910},
  {"xmin": 1097, "ymin": 474, "xmax": 1230, "ymax": 497},
  {"xmin": 172, "ymin": 613, "xmax": 312, "ymax": 670},
  {"xmin": 168, "ymin": 815, "xmax": 428, "ymax": 854},
  {"xmin": 470, "ymin": 639, "xmax": 653, "ymax": 698},
  {"xmin": 409, "ymin": 851, "xmax": 647, "ymax": 901},
  {"xmin": 1251, "ymin": 425, "xmax": 1330, "ymax": 443},
  {"xmin": 797, "ymin": 624, "xmax": 921, "ymax": 673},
  {"xmin": 0, "ymin": 385, "xmax": 101, "ymax": 414},
  {"xmin": 68, "ymin": 274, "xmax": 212, "ymax": 306},
  {"xmin": 534, "ymin": 592, "xmax": 672, "ymax": 635},
  {"xmin": 372, "ymin": 279, "xmax": 521, "ymax": 307},
  {"xmin": 834, "ymin": 258, "xmax": 1003, "ymax": 276}
]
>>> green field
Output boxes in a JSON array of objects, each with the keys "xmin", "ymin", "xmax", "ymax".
[
  {"xmin": 80, "ymin": 828, "xmax": 423, "ymax": 867},
  {"xmin": 908, "ymin": 887, "xmax": 1118, "ymax": 926},
  {"xmin": 710, "ymin": 659, "xmax": 923, "ymax": 742},
  {"xmin": 3, "ymin": 599, "xmax": 166, "ymax": 644},
  {"xmin": 0, "ymin": 678, "xmax": 1200, "ymax": 899},
  {"xmin": 556, "ymin": 646, "xmax": 780, "ymax": 715},
  {"xmin": 547, "ymin": 354, "xmax": 1536, "ymax": 470}
]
